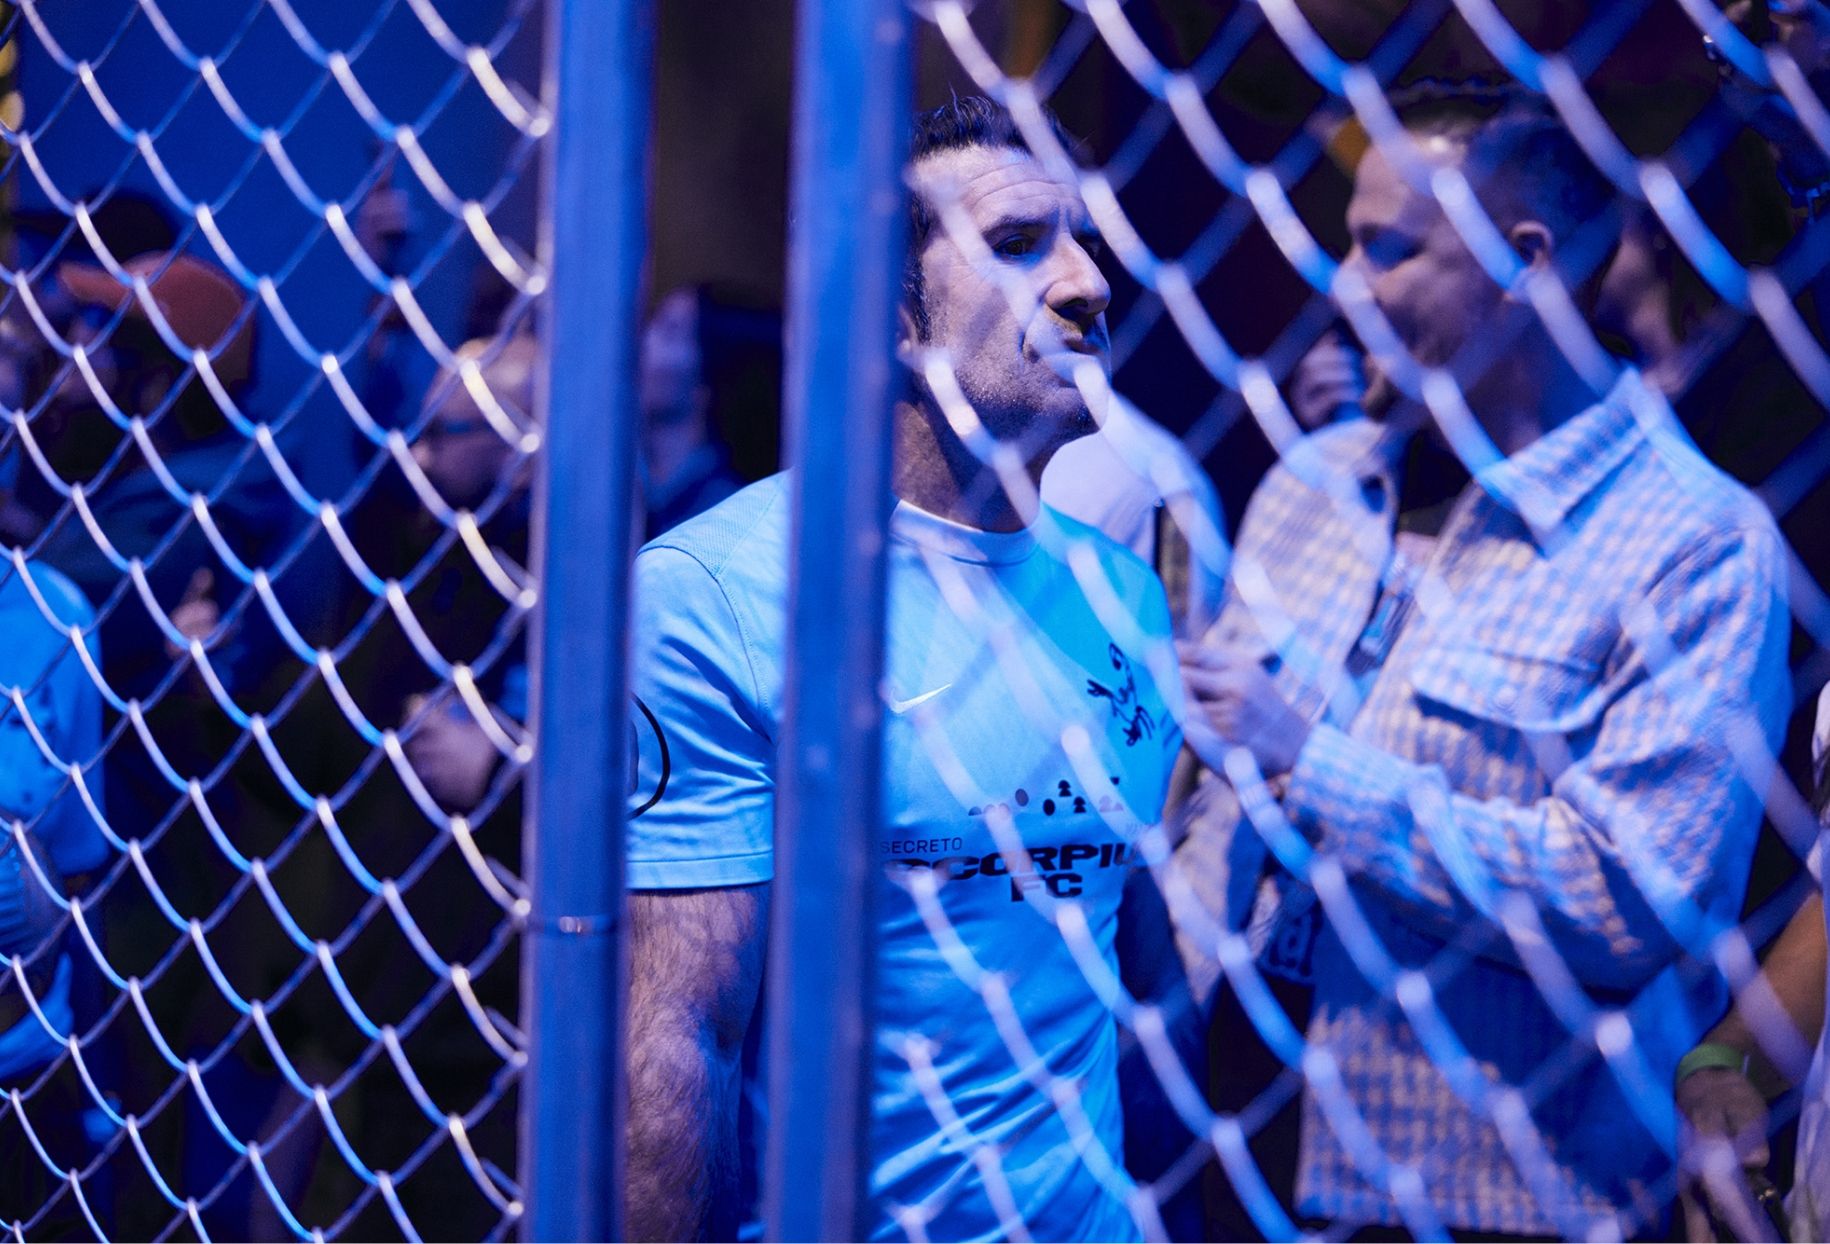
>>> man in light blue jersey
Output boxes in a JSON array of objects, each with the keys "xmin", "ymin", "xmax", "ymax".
[{"xmin": 623, "ymin": 97, "xmax": 1194, "ymax": 1241}]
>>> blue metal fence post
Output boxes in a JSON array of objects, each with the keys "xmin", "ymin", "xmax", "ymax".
[
  {"xmin": 521, "ymin": 0, "xmax": 650, "ymax": 1238},
  {"xmin": 765, "ymin": 0, "xmax": 911, "ymax": 1238}
]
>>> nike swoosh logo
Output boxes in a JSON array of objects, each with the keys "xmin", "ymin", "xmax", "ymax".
[{"xmin": 887, "ymin": 683, "xmax": 953, "ymax": 714}]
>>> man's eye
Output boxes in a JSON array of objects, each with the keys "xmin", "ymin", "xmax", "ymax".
[
  {"xmin": 1356, "ymin": 231, "xmax": 1418, "ymax": 268},
  {"xmin": 1078, "ymin": 234, "xmax": 1105, "ymax": 261},
  {"xmin": 993, "ymin": 235, "xmax": 1036, "ymax": 259}
]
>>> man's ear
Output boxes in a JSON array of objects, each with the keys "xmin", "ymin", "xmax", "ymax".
[
  {"xmin": 1501, "ymin": 220, "xmax": 1554, "ymax": 304},
  {"xmin": 1507, "ymin": 220, "xmax": 1553, "ymax": 273},
  {"xmin": 895, "ymin": 300, "xmax": 920, "ymax": 362}
]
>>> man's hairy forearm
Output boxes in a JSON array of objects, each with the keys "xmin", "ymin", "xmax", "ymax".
[
  {"xmin": 626, "ymin": 886, "xmax": 768, "ymax": 1242},
  {"xmin": 626, "ymin": 995, "xmax": 740, "ymax": 1240}
]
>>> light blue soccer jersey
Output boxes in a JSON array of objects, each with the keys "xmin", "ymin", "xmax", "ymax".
[{"xmin": 628, "ymin": 474, "xmax": 1182, "ymax": 1242}]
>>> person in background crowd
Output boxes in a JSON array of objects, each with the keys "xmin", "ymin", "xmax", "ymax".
[
  {"xmin": 22, "ymin": 247, "xmax": 311, "ymax": 1231},
  {"xmin": 1173, "ymin": 81, "xmax": 1790, "ymax": 1237},
  {"xmin": 399, "ymin": 333, "xmax": 538, "ymax": 811},
  {"xmin": 308, "ymin": 328, "xmax": 536, "ymax": 878},
  {"xmin": 639, "ymin": 286, "xmax": 741, "ymax": 535},
  {"xmin": 1286, "ymin": 327, "xmax": 1374, "ymax": 434},
  {"xmin": 0, "ymin": 521, "xmax": 105, "ymax": 1227},
  {"xmin": 6, "ymin": 191, "xmax": 181, "ymax": 542},
  {"xmin": 1674, "ymin": 682, "xmax": 1826, "ymax": 1241},
  {"xmin": 38, "ymin": 251, "xmax": 293, "ymax": 713},
  {"xmin": 244, "ymin": 328, "xmax": 539, "ymax": 1240},
  {"xmin": 623, "ymin": 95, "xmax": 1193, "ymax": 1241},
  {"xmin": 639, "ymin": 285, "xmax": 782, "ymax": 537},
  {"xmin": 351, "ymin": 151, "xmax": 418, "ymax": 430},
  {"xmin": 0, "ymin": 304, "xmax": 107, "ymax": 1222},
  {"xmin": 1669, "ymin": 2, "xmax": 1830, "ymax": 1237}
]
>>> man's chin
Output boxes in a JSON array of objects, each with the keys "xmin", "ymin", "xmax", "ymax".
[
  {"xmin": 1012, "ymin": 401, "xmax": 1096, "ymax": 468},
  {"xmin": 1037, "ymin": 348, "xmax": 1109, "ymax": 395}
]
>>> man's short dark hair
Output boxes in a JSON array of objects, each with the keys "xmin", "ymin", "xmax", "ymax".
[
  {"xmin": 903, "ymin": 96, "xmax": 1082, "ymax": 341},
  {"xmin": 1390, "ymin": 80, "xmax": 1615, "ymax": 235},
  {"xmin": 1385, "ymin": 79, "xmax": 1620, "ymax": 310}
]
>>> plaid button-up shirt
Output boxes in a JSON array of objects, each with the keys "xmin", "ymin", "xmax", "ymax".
[{"xmin": 1177, "ymin": 371, "xmax": 1791, "ymax": 1235}]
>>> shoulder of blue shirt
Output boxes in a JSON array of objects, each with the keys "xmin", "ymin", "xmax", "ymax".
[
  {"xmin": 0, "ymin": 559, "xmax": 95, "ymax": 632},
  {"xmin": 639, "ymin": 472, "xmax": 1170, "ymax": 617}
]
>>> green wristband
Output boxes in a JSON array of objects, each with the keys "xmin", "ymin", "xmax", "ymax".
[{"xmin": 1676, "ymin": 1042, "xmax": 1749, "ymax": 1086}]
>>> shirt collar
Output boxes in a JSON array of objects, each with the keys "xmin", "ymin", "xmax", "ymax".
[
  {"xmin": 1281, "ymin": 415, "xmax": 1407, "ymax": 496},
  {"xmin": 1473, "ymin": 368, "xmax": 1654, "ymax": 539},
  {"xmin": 890, "ymin": 499, "xmax": 1038, "ymax": 565}
]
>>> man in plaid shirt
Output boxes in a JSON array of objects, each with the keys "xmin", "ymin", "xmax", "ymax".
[{"xmin": 1176, "ymin": 84, "xmax": 1791, "ymax": 1236}]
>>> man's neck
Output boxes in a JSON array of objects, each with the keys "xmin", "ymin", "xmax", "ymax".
[
  {"xmin": 891, "ymin": 400, "xmax": 1044, "ymax": 533},
  {"xmin": 1465, "ymin": 340, "xmax": 1604, "ymax": 458},
  {"xmin": 643, "ymin": 417, "xmax": 710, "ymax": 496}
]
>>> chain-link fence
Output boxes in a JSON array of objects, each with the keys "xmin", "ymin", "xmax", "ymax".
[
  {"xmin": 0, "ymin": 0, "xmax": 550, "ymax": 1237},
  {"xmin": 1, "ymin": 0, "xmax": 1828, "ymax": 1240}
]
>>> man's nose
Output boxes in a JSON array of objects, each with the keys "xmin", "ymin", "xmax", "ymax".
[
  {"xmin": 1047, "ymin": 239, "xmax": 1110, "ymax": 326},
  {"xmin": 1334, "ymin": 247, "xmax": 1388, "ymax": 326},
  {"xmin": 1340, "ymin": 242, "xmax": 1371, "ymax": 286}
]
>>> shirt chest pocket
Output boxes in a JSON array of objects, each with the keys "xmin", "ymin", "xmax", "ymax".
[{"xmin": 1408, "ymin": 642, "xmax": 1611, "ymax": 737}]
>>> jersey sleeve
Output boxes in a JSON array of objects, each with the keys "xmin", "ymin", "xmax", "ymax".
[{"xmin": 626, "ymin": 545, "xmax": 774, "ymax": 889}]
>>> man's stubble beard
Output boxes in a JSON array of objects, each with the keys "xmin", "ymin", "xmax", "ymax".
[{"xmin": 1007, "ymin": 392, "xmax": 1098, "ymax": 468}]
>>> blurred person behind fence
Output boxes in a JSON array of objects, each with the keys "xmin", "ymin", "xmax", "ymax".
[
  {"xmin": 0, "ymin": 244, "xmax": 304, "ymax": 1233},
  {"xmin": 1171, "ymin": 81, "xmax": 1790, "ymax": 1237},
  {"xmin": 639, "ymin": 284, "xmax": 780, "ymax": 537},
  {"xmin": 624, "ymin": 95, "xmax": 1195, "ymax": 1241},
  {"xmin": 0, "ymin": 511, "xmax": 106, "ymax": 1226},
  {"xmin": 399, "ymin": 332, "xmax": 537, "ymax": 811},
  {"xmin": 38, "ymin": 249, "xmax": 292, "ymax": 938},
  {"xmin": 40, "ymin": 251, "xmax": 294, "ymax": 732},
  {"xmin": 1667, "ymin": 2, "xmax": 1830, "ymax": 1237},
  {"xmin": 242, "ymin": 329, "xmax": 541, "ymax": 1239},
  {"xmin": 305, "ymin": 328, "xmax": 538, "ymax": 893},
  {"xmin": 1674, "ymin": 682, "xmax": 1828, "ymax": 1242},
  {"xmin": 0, "ymin": 309, "xmax": 107, "ymax": 1222}
]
